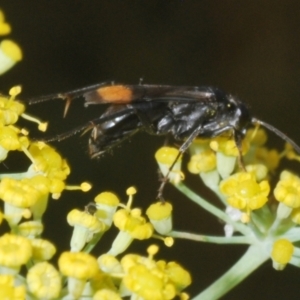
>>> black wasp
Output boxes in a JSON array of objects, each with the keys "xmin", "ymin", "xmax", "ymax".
[{"xmin": 29, "ymin": 82, "xmax": 300, "ymax": 197}]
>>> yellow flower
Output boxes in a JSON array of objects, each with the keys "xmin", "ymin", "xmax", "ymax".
[
  {"xmin": 245, "ymin": 128, "xmax": 267, "ymax": 146},
  {"xmin": 93, "ymin": 289, "xmax": 122, "ymax": 300},
  {"xmin": 30, "ymin": 238, "xmax": 56, "ymax": 262},
  {"xmin": 271, "ymin": 239, "xmax": 294, "ymax": 270},
  {"xmin": 155, "ymin": 147, "xmax": 183, "ymax": 184},
  {"xmin": 0, "ymin": 40, "xmax": 22, "ymax": 75},
  {"xmin": 59, "ymin": 251, "xmax": 99, "ymax": 299},
  {"xmin": 158, "ymin": 261, "xmax": 192, "ymax": 291},
  {"xmin": 27, "ymin": 262, "xmax": 61, "ymax": 299},
  {"xmin": 59, "ymin": 251, "xmax": 99, "ymax": 280},
  {"xmin": 67, "ymin": 209, "xmax": 106, "ymax": 252},
  {"xmin": 255, "ymin": 147, "xmax": 280, "ymax": 172},
  {"xmin": 291, "ymin": 207, "xmax": 300, "ymax": 224},
  {"xmin": 220, "ymin": 172, "xmax": 270, "ymax": 219},
  {"xmin": 0, "ymin": 94, "xmax": 25, "ymax": 126},
  {"xmin": 146, "ymin": 202, "xmax": 173, "ymax": 235},
  {"xmin": 0, "ymin": 177, "xmax": 41, "ymax": 207},
  {"xmin": 210, "ymin": 135, "xmax": 248, "ymax": 156},
  {"xmin": 0, "ymin": 234, "xmax": 32, "ymax": 274},
  {"xmin": 0, "ymin": 177, "xmax": 42, "ymax": 226},
  {"xmin": 123, "ymin": 264, "xmax": 176, "ymax": 300},
  {"xmin": 114, "ymin": 208, "xmax": 153, "ymax": 238},
  {"xmin": 29, "ymin": 142, "xmax": 70, "ymax": 180},
  {"xmin": 94, "ymin": 192, "xmax": 120, "ymax": 228},
  {"xmin": 97, "ymin": 254, "xmax": 123, "ymax": 274},
  {"xmin": 187, "ymin": 150, "xmax": 216, "ymax": 174},
  {"xmin": 274, "ymin": 171, "xmax": 300, "ymax": 208},
  {"xmin": 0, "ymin": 10, "xmax": 11, "ymax": 35},
  {"xmin": 121, "ymin": 245, "xmax": 191, "ymax": 300},
  {"xmin": 16, "ymin": 220, "xmax": 44, "ymax": 238},
  {"xmin": 0, "ymin": 274, "xmax": 25, "ymax": 300},
  {"xmin": 90, "ymin": 271, "xmax": 118, "ymax": 295}
]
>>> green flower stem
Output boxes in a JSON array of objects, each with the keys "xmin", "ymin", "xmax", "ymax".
[
  {"xmin": 193, "ymin": 245, "xmax": 269, "ymax": 300},
  {"xmin": 283, "ymin": 227, "xmax": 300, "ymax": 242},
  {"xmin": 174, "ymin": 183, "xmax": 252, "ymax": 236},
  {"xmin": 83, "ymin": 231, "xmax": 105, "ymax": 253},
  {"xmin": 0, "ymin": 172, "xmax": 28, "ymax": 180},
  {"xmin": 170, "ymin": 230, "xmax": 253, "ymax": 244}
]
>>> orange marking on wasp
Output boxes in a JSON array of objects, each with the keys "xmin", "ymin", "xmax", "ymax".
[{"xmin": 96, "ymin": 85, "xmax": 133, "ymax": 103}]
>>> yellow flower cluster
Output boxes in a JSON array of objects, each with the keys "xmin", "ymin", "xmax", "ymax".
[
  {"xmin": 154, "ymin": 125, "xmax": 300, "ymax": 294},
  {"xmin": 0, "ymin": 84, "xmax": 190, "ymax": 300}
]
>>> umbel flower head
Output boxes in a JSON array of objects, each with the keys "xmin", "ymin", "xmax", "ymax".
[{"xmin": 153, "ymin": 127, "xmax": 300, "ymax": 299}]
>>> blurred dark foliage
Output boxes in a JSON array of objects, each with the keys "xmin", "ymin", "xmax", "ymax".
[{"xmin": 1, "ymin": 1, "xmax": 300, "ymax": 299}]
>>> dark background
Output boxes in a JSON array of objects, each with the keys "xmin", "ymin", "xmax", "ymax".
[{"xmin": 1, "ymin": 1, "xmax": 300, "ymax": 299}]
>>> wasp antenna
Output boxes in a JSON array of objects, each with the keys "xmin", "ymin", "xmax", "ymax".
[{"xmin": 252, "ymin": 118, "xmax": 300, "ymax": 154}]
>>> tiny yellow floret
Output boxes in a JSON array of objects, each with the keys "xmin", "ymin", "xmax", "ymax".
[
  {"xmin": 274, "ymin": 171, "xmax": 300, "ymax": 208},
  {"xmin": 31, "ymin": 238, "xmax": 56, "ymax": 261},
  {"xmin": 0, "ymin": 10, "xmax": 11, "ymax": 35},
  {"xmin": 155, "ymin": 147, "xmax": 181, "ymax": 164},
  {"xmin": 188, "ymin": 150, "xmax": 216, "ymax": 174},
  {"xmin": 27, "ymin": 262, "xmax": 61, "ymax": 299},
  {"xmin": 0, "ymin": 234, "xmax": 32, "ymax": 269},
  {"xmin": 0, "ymin": 274, "xmax": 25, "ymax": 299},
  {"xmin": 220, "ymin": 172, "xmax": 270, "ymax": 217},
  {"xmin": 146, "ymin": 202, "xmax": 173, "ymax": 220},
  {"xmin": 58, "ymin": 251, "xmax": 98, "ymax": 280},
  {"xmin": 93, "ymin": 289, "xmax": 122, "ymax": 300},
  {"xmin": 95, "ymin": 192, "xmax": 120, "ymax": 206},
  {"xmin": 271, "ymin": 239, "xmax": 294, "ymax": 270}
]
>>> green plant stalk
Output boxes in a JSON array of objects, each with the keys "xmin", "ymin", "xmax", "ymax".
[{"xmin": 192, "ymin": 245, "xmax": 269, "ymax": 300}]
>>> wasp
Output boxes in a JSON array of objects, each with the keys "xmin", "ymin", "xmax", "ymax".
[{"xmin": 29, "ymin": 82, "xmax": 300, "ymax": 198}]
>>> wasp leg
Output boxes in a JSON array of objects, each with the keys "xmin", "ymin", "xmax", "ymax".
[
  {"xmin": 157, "ymin": 125, "xmax": 205, "ymax": 201},
  {"xmin": 233, "ymin": 130, "xmax": 246, "ymax": 171}
]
